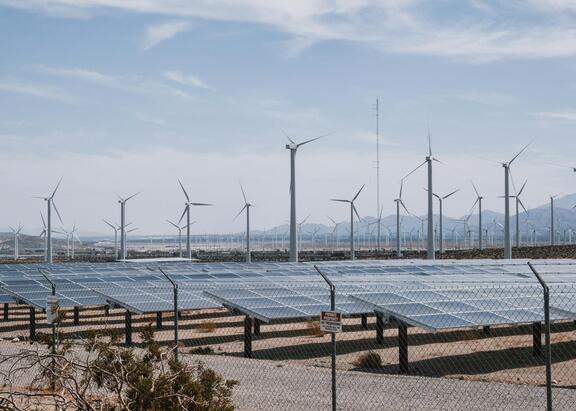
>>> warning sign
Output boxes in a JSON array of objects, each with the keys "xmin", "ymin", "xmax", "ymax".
[
  {"xmin": 320, "ymin": 311, "xmax": 342, "ymax": 333},
  {"xmin": 46, "ymin": 296, "xmax": 59, "ymax": 324}
]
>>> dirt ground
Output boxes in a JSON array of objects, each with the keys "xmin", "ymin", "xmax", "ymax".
[{"xmin": 1, "ymin": 304, "xmax": 575, "ymax": 390}]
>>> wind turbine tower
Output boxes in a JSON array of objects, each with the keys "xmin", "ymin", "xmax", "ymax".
[
  {"xmin": 35, "ymin": 178, "xmax": 64, "ymax": 264},
  {"xmin": 331, "ymin": 185, "xmax": 365, "ymax": 260},
  {"xmin": 285, "ymin": 132, "xmax": 328, "ymax": 262}
]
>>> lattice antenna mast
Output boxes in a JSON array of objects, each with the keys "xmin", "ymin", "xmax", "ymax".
[{"xmin": 375, "ymin": 99, "xmax": 381, "ymax": 250}]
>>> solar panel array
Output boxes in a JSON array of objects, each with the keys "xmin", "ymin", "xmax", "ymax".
[{"xmin": 0, "ymin": 259, "xmax": 574, "ymax": 334}]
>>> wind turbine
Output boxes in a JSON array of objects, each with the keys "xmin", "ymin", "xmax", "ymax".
[
  {"xmin": 234, "ymin": 183, "xmax": 253, "ymax": 263},
  {"xmin": 70, "ymin": 223, "xmax": 81, "ymax": 259},
  {"xmin": 308, "ymin": 226, "xmax": 321, "ymax": 253},
  {"xmin": 103, "ymin": 219, "xmax": 120, "ymax": 259},
  {"xmin": 432, "ymin": 188, "xmax": 459, "ymax": 254},
  {"xmin": 8, "ymin": 224, "xmax": 23, "ymax": 260},
  {"xmin": 118, "ymin": 193, "xmax": 138, "ymax": 261},
  {"xmin": 500, "ymin": 142, "xmax": 532, "ymax": 258},
  {"xmin": 511, "ymin": 179, "xmax": 528, "ymax": 248},
  {"xmin": 327, "ymin": 216, "xmax": 339, "ymax": 250},
  {"xmin": 40, "ymin": 212, "xmax": 48, "ymax": 261},
  {"xmin": 178, "ymin": 180, "xmax": 213, "ymax": 260},
  {"xmin": 285, "ymin": 132, "xmax": 329, "ymax": 262},
  {"xmin": 35, "ymin": 178, "xmax": 64, "ymax": 264},
  {"xmin": 330, "ymin": 185, "xmax": 365, "ymax": 260},
  {"xmin": 297, "ymin": 214, "xmax": 310, "ymax": 254},
  {"xmin": 424, "ymin": 130, "xmax": 444, "ymax": 259},
  {"xmin": 167, "ymin": 220, "xmax": 193, "ymax": 258},
  {"xmin": 471, "ymin": 181, "xmax": 484, "ymax": 250},
  {"xmin": 550, "ymin": 194, "xmax": 561, "ymax": 246}
]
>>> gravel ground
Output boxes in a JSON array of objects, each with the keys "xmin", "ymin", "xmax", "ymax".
[{"xmin": 187, "ymin": 354, "xmax": 576, "ymax": 411}]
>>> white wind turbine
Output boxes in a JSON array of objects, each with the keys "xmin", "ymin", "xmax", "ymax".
[
  {"xmin": 499, "ymin": 142, "xmax": 532, "ymax": 258},
  {"xmin": 234, "ymin": 183, "xmax": 253, "ymax": 263},
  {"xmin": 432, "ymin": 188, "xmax": 459, "ymax": 254},
  {"xmin": 297, "ymin": 214, "xmax": 310, "ymax": 254},
  {"xmin": 285, "ymin": 132, "xmax": 329, "ymax": 262},
  {"xmin": 330, "ymin": 184, "xmax": 365, "ymax": 260},
  {"xmin": 34, "ymin": 178, "xmax": 64, "ymax": 264},
  {"xmin": 103, "ymin": 219, "xmax": 121, "ymax": 259},
  {"xmin": 327, "ymin": 216, "xmax": 340, "ymax": 250},
  {"xmin": 8, "ymin": 224, "xmax": 23, "ymax": 260},
  {"xmin": 511, "ymin": 179, "xmax": 528, "ymax": 248},
  {"xmin": 70, "ymin": 222, "xmax": 81, "ymax": 259},
  {"xmin": 167, "ymin": 220, "xmax": 193, "ymax": 258},
  {"xmin": 178, "ymin": 180, "xmax": 213, "ymax": 260},
  {"xmin": 118, "ymin": 193, "xmax": 138, "ymax": 261},
  {"xmin": 550, "ymin": 193, "xmax": 561, "ymax": 246},
  {"xmin": 39, "ymin": 212, "xmax": 48, "ymax": 261},
  {"xmin": 470, "ymin": 181, "xmax": 484, "ymax": 250}
]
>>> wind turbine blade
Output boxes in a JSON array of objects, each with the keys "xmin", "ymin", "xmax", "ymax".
[
  {"xmin": 166, "ymin": 220, "xmax": 179, "ymax": 229},
  {"xmin": 401, "ymin": 160, "xmax": 427, "ymax": 180},
  {"xmin": 178, "ymin": 206, "xmax": 187, "ymax": 224},
  {"xmin": 178, "ymin": 180, "xmax": 190, "ymax": 202},
  {"xmin": 353, "ymin": 204, "xmax": 361, "ymax": 221},
  {"xmin": 125, "ymin": 192, "xmax": 139, "ymax": 202},
  {"xmin": 50, "ymin": 177, "xmax": 63, "ymax": 199},
  {"xmin": 399, "ymin": 200, "xmax": 411, "ymax": 215},
  {"xmin": 518, "ymin": 198, "xmax": 529, "ymax": 214},
  {"xmin": 330, "ymin": 199, "xmax": 350, "ymax": 203},
  {"xmin": 239, "ymin": 182, "xmax": 248, "ymax": 204},
  {"xmin": 40, "ymin": 212, "xmax": 46, "ymax": 228},
  {"xmin": 428, "ymin": 128, "xmax": 432, "ymax": 157},
  {"xmin": 297, "ymin": 133, "xmax": 330, "ymax": 148},
  {"xmin": 352, "ymin": 184, "xmax": 365, "ymax": 201},
  {"xmin": 233, "ymin": 204, "xmax": 247, "ymax": 221},
  {"xmin": 52, "ymin": 201, "xmax": 64, "ymax": 225},
  {"xmin": 301, "ymin": 214, "xmax": 311, "ymax": 225},
  {"xmin": 508, "ymin": 140, "xmax": 533, "ymax": 166},
  {"xmin": 282, "ymin": 130, "xmax": 295, "ymax": 145},
  {"xmin": 399, "ymin": 180, "xmax": 404, "ymax": 199},
  {"xmin": 443, "ymin": 189, "xmax": 460, "ymax": 199},
  {"xmin": 432, "ymin": 192, "xmax": 441, "ymax": 200},
  {"xmin": 470, "ymin": 198, "xmax": 479, "ymax": 211},
  {"xmin": 432, "ymin": 158, "xmax": 445, "ymax": 165},
  {"xmin": 518, "ymin": 180, "xmax": 528, "ymax": 196},
  {"xmin": 8, "ymin": 226, "xmax": 14, "ymax": 233},
  {"xmin": 190, "ymin": 202, "xmax": 213, "ymax": 206},
  {"xmin": 103, "ymin": 219, "xmax": 116, "ymax": 230},
  {"xmin": 471, "ymin": 181, "xmax": 480, "ymax": 197}
]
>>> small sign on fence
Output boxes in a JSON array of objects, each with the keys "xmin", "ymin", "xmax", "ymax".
[
  {"xmin": 46, "ymin": 295, "xmax": 59, "ymax": 324},
  {"xmin": 320, "ymin": 310, "xmax": 342, "ymax": 333}
]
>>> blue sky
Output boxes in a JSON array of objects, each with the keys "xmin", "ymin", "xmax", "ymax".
[{"xmin": 1, "ymin": 0, "xmax": 576, "ymax": 236}]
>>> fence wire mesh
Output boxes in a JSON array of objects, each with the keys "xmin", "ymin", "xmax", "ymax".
[{"xmin": 0, "ymin": 274, "xmax": 576, "ymax": 409}]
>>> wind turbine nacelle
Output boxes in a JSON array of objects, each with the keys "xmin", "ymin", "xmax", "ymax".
[{"xmin": 286, "ymin": 144, "xmax": 297, "ymax": 150}]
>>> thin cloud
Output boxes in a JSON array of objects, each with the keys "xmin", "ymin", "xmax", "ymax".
[
  {"xmin": 5, "ymin": 1, "xmax": 576, "ymax": 61},
  {"xmin": 0, "ymin": 81, "xmax": 74, "ymax": 102},
  {"xmin": 163, "ymin": 70, "xmax": 212, "ymax": 90},
  {"xmin": 142, "ymin": 20, "xmax": 192, "ymax": 50},
  {"xmin": 533, "ymin": 111, "xmax": 576, "ymax": 121}
]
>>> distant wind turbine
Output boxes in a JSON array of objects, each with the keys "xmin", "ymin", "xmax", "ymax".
[
  {"xmin": 501, "ymin": 141, "xmax": 532, "ymax": 258},
  {"xmin": 470, "ymin": 181, "xmax": 484, "ymax": 250},
  {"xmin": 34, "ymin": 178, "xmax": 64, "ymax": 264},
  {"xmin": 118, "ymin": 193, "xmax": 138, "ymax": 261},
  {"xmin": 550, "ymin": 193, "xmax": 561, "ymax": 246},
  {"xmin": 431, "ymin": 188, "xmax": 459, "ymax": 254},
  {"xmin": 177, "ymin": 180, "xmax": 213, "ymax": 260},
  {"xmin": 167, "ymin": 220, "xmax": 193, "ymax": 258},
  {"xmin": 285, "ymin": 132, "xmax": 329, "ymax": 262},
  {"xmin": 331, "ymin": 185, "xmax": 365, "ymax": 260},
  {"xmin": 297, "ymin": 214, "xmax": 310, "ymax": 254},
  {"xmin": 8, "ymin": 224, "xmax": 23, "ymax": 260},
  {"xmin": 327, "ymin": 216, "xmax": 339, "ymax": 250},
  {"xmin": 234, "ymin": 183, "xmax": 253, "ymax": 263}
]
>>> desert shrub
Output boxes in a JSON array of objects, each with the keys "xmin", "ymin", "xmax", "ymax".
[
  {"xmin": 198, "ymin": 320, "xmax": 217, "ymax": 333},
  {"xmin": 353, "ymin": 351, "xmax": 382, "ymax": 369},
  {"xmin": 306, "ymin": 320, "xmax": 326, "ymax": 337}
]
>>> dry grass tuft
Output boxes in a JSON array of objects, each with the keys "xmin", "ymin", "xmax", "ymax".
[
  {"xmin": 353, "ymin": 351, "xmax": 382, "ymax": 369},
  {"xmin": 198, "ymin": 320, "xmax": 217, "ymax": 333}
]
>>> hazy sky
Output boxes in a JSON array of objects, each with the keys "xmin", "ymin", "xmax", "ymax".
[{"xmin": 1, "ymin": 1, "xmax": 576, "ymax": 236}]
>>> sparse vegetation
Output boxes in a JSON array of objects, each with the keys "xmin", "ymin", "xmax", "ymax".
[
  {"xmin": 189, "ymin": 346, "xmax": 215, "ymax": 355},
  {"xmin": 306, "ymin": 320, "xmax": 326, "ymax": 337},
  {"xmin": 353, "ymin": 351, "xmax": 382, "ymax": 369},
  {"xmin": 198, "ymin": 320, "xmax": 218, "ymax": 333},
  {"xmin": 0, "ymin": 322, "xmax": 237, "ymax": 410}
]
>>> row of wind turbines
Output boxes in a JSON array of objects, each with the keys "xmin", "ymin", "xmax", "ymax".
[{"xmin": 11, "ymin": 131, "xmax": 576, "ymax": 264}]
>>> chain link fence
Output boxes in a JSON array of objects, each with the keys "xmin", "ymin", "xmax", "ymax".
[{"xmin": 0, "ymin": 270, "xmax": 576, "ymax": 409}]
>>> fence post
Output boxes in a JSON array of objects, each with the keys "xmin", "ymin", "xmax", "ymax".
[{"xmin": 528, "ymin": 262, "xmax": 552, "ymax": 411}]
